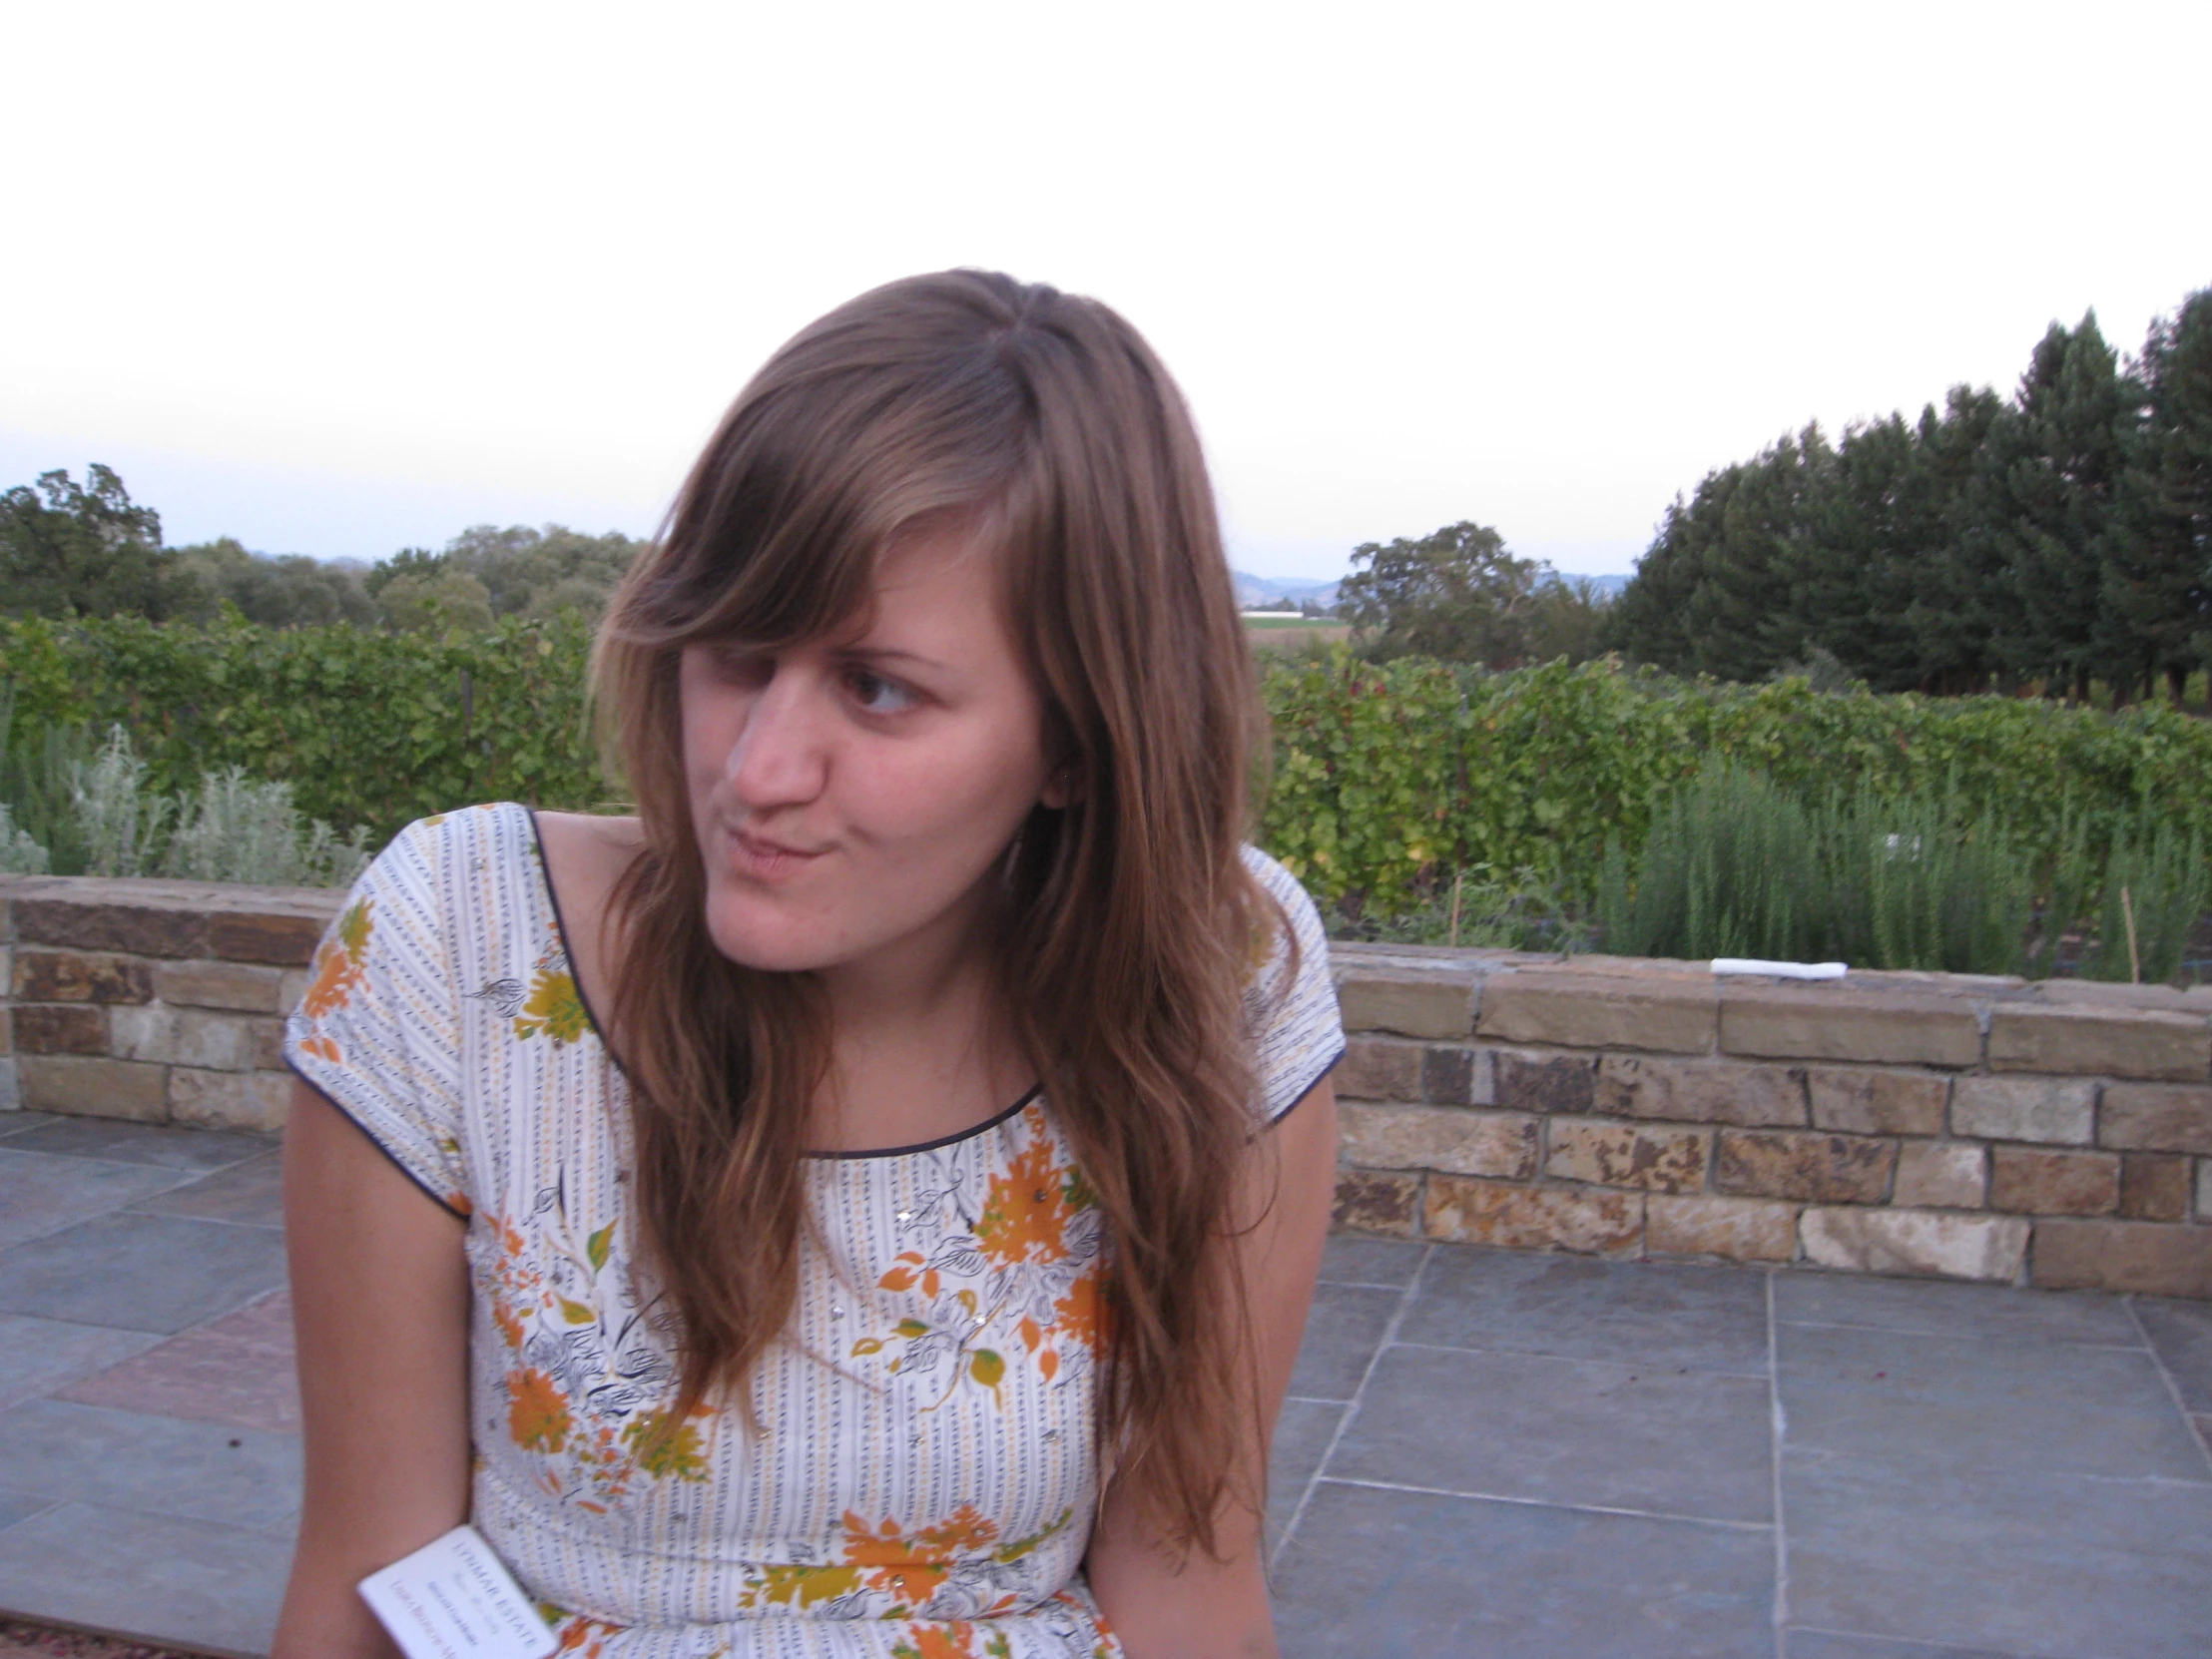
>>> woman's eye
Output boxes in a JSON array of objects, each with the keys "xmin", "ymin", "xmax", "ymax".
[{"xmin": 846, "ymin": 669, "xmax": 917, "ymax": 714}]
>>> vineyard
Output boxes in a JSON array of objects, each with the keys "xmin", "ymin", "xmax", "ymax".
[{"xmin": 5, "ymin": 619, "xmax": 2207, "ymax": 977}]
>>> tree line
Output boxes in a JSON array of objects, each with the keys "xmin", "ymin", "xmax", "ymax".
[
  {"xmin": 1605, "ymin": 285, "xmax": 2212, "ymax": 703},
  {"xmin": 16, "ymin": 277, "xmax": 2205, "ymax": 703},
  {"xmin": 0, "ymin": 466, "xmax": 641, "ymax": 632}
]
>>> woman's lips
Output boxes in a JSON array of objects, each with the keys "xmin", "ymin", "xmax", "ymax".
[{"xmin": 727, "ymin": 825, "xmax": 830, "ymax": 883}]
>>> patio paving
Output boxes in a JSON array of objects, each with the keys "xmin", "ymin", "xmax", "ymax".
[{"xmin": 1, "ymin": 1110, "xmax": 2209, "ymax": 1658}]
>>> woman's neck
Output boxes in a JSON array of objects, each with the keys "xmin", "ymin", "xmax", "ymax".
[{"xmin": 807, "ymin": 880, "xmax": 1029, "ymax": 1154}]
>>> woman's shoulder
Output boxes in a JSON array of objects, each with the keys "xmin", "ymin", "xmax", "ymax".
[
  {"xmin": 369, "ymin": 801, "xmax": 539, "ymax": 870},
  {"xmin": 337, "ymin": 803, "xmax": 560, "ymax": 958},
  {"xmin": 531, "ymin": 810, "xmax": 646, "ymax": 897},
  {"xmin": 1238, "ymin": 843, "xmax": 1330, "ymax": 963},
  {"xmin": 364, "ymin": 803, "xmax": 641, "ymax": 886},
  {"xmin": 1236, "ymin": 844, "xmax": 1344, "ymax": 1121}
]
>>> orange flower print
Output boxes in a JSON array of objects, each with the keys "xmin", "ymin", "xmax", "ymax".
[
  {"xmin": 742, "ymin": 1506, "xmax": 1072, "ymax": 1617},
  {"xmin": 975, "ymin": 1139, "xmax": 1073, "ymax": 1268},
  {"xmin": 877, "ymin": 1255, "xmax": 943, "ymax": 1301},
  {"xmin": 842, "ymin": 1504, "xmax": 992, "ymax": 1606},
  {"xmin": 513, "ymin": 965, "xmax": 588, "ymax": 1043},
  {"xmin": 506, "ymin": 1368, "xmax": 572, "ymax": 1453},
  {"xmin": 549, "ymin": 1611, "xmax": 625, "ymax": 1656},
  {"xmin": 890, "ymin": 1623, "xmax": 1012, "ymax": 1659},
  {"xmin": 1052, "ymin": 1268, "xmax": 1107, "ymax": 1354},
  {"xmin": 300, "ymin": 897, "xmax": 372, "ymax": 1021}
]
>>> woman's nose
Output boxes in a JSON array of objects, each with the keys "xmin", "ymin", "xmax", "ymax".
[{"xmin": 724, "ymin": 666, "xmax": 830, "ymax": 807}]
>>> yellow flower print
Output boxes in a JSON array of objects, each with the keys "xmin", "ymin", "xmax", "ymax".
[
  {"xmin": 620, "ymin": 1406, "xmax": 710, "ymax": 1482},
  {"xmin": 744, "ymin": 1562, "xmax": 864, "ymax": 1610},
  {"xmin": 507, "ymin": 1367, "xmax": 572, "ymax": 1452},
  {"xmin": 513, "ymin": 966, "xmax": 588, "ymax": 1043}
]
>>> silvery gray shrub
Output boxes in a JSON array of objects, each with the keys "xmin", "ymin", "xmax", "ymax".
[
  {"xmin": 0, "ymin": 803, "xmax": 48, "ymax": 874},
  {"xmin": 58, "ymin": 726, "xmax": 369, "ymax": 887}
]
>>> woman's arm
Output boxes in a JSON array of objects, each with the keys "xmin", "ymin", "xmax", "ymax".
[
  {"xmin": 1086, "ymin": 1073, "xmax": 1339, "ymax": 1658},
  {"xmin": 273, "ymin": 1080, "xmax": 473, "ymax": 1658}
]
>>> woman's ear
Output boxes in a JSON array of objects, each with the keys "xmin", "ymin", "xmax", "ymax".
[{"xmin": 1040, "ymin": 765, "xmax": 1076, "ymax": 811}]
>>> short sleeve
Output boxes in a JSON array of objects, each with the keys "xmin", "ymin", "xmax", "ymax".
[
  {"xmin": 1241, "ymin": 845, "xmax": 1346, "ymax": 1124},
  {"xmin": 283, "ymin": 817, "xmax": 472, "ymax": 1217}
]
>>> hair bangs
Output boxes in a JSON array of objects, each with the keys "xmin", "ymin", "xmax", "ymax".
[{"xmin": 610, "ymin": 318, "xmax": 1042, "ymax": 659}]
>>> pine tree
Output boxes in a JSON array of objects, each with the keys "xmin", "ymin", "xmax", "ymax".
[
  {"xmin": 1654, "ymin": 429, "xmax": 1828, "ymax": 682},
  {"xmin": 2104, "ymin": 289, "xmax": 2212, "ymax": 706},
  {"xmin": 1986, "ymin": 315, "xmax": 2134, "ymax": 701},
  {"xmin": 1809, "ymin": 391, "xmax": 2004, "ymax": 693},
  {"xmin": 1913, "ymin": 390, "xmax": 2021, "ymax": 692}
]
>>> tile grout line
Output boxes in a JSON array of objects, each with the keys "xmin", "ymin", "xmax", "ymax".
[
  {"xmin": 1775, "ymin": 1313, "xmax": 2148, "ymax": 1353},
  {"xmin": 1788, "ymin": 1624, "xmax": 2105, "ymax": 1658},
  {"xmin": 1387, "ymin": 1338, "xmax": 1768, "ymax": 1380},
  {"xmin": 1312, "ymin": 1474, "xmax": 1774, "ymax": 1533},
  {"xmin": 119, "ymin": 1210, "xmax": 284, "ymax": 1233},
  {"xmin": 1767, "ymin": 1268, "xmax": 1790, "ymax": 1659},
  {"xmin": 1314, "ymin": 1277, "xmax": 1419, "ymax": 1293},
  {"xmin": 0, "ymin": 1492, "xmax": 66, "ymax": 1543},
  {"xmin": 1271, "ymin": 1244, "xmax": 1434, "ymax": 1571},
  {"xmin": 0, "ymin": 1202, "xmax": 282, "ymax": 1256},
  {"xmin": 2123, "ymin": 1294, "xmax": 2212, "ymax": 1480}
]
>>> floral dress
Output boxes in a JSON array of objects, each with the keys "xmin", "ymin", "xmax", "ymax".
[{"xmin": 284, "ymin": 803, "xmax": 1343, "ymax": 1658}]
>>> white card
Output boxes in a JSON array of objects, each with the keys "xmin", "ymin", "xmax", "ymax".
[{"xmin": 357, "ymin": 1524, "xmax": 558, "ymax": 1659}]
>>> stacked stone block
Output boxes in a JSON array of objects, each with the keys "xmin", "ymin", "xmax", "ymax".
[
  {"xmin": 0, "ymin": 874, "xmax": 340, "ymax": 1134},
  {"xmin": 4, "ymin": 873, "xmax": 2209, "ymax": 1300},
  {"xmin": 1331, "ymin": 947, "xmax": 2212, "ymax": 1299}
]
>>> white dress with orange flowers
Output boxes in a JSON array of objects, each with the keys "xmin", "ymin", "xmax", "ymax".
[{"xmin": 284, "ymin": 802, "xmax": 1344, "ymax": 1659}]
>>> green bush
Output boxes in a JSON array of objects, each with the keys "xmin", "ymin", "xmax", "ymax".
[
  {"xmin": 1259, "ymin": 650, "xmax": 2212, "ymax": 921},
  {"xmin": 1594, "ymin": 763, "xmax": 1828, "ymax": 962},
  {"xmin": 4, "ymin": 623, "xmax": 2207, "ymax": 960},
  {"xmin": 0, "ymin": 804, "xmax": 45, "ymax": 873},
  {"xmin": 1591, "ymin": 765, "xmax": 2208, "ymax": 980},
  {"xmin": 1819, "ymin": 787, "xmax": 2030, "ymax": 976},
  {"xmin": 0, "ymin": 612, "xmax": 603, "ymax": 845},
  {"xmin": 2084, "ymin": 823, "xmax": 2210, "ymax": 983},
  {"xmin": 1332, "ymin": 863, "xmax": 1591, "ymax": 951},
  {"xmin": 3, "ymin": 724, "xmax": 372, "ymax": 886}
]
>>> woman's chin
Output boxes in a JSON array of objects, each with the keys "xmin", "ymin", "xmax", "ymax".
[{"xmin": 701, "ymin": 893, "xmax": 844, "ymax": 974}]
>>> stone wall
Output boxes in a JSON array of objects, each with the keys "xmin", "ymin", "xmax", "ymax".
[
  {"xmin": 5, "ymin": 874, "xmax": 2209, "ymax": 1298},
  {"xmin": 0, "ymin": 874, "xmax": 339, "ymax": 1134},
  {"xmin": 1331, "ymin": 945, "xmax": 2212, "ymax": 1298}
]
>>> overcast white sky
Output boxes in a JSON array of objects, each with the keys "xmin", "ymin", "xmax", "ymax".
[{"xmin": 5, "ymin": 1, "xmax": 2208, "ymax": 581}]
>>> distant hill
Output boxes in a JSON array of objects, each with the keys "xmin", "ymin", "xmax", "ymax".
[
  {"xmin": 1233, "ymin": 571, "xmax": 1339, "ymax": 609},
  {"xmin": 1232, "ymin": 569, "xmax": 1625, "ymax": 612}
]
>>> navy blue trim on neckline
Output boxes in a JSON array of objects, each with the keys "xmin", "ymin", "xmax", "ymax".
[{"xmin": 524, "ymin": 806, "xmax": 1043, "ymax": 1163}]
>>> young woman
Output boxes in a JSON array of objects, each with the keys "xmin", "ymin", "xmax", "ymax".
[{"xmin": 276, "ymin": 270, "xmax": 1344, "ymax": 1658}]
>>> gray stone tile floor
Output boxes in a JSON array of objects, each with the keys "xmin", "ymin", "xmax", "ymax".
[{"xmin": 0, "ymin": 1109, "xmax": 2208, "ymax": 1657}]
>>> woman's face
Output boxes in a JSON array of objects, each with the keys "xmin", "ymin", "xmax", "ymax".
[{"xmin": 678, "ymin": 525, "xmax": 1063, "ymax": 978}]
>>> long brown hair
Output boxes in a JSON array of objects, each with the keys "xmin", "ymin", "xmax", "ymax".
[{"xmin": 593, "ymin": 270, "xmax": 1276, "ymax": 1553}]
